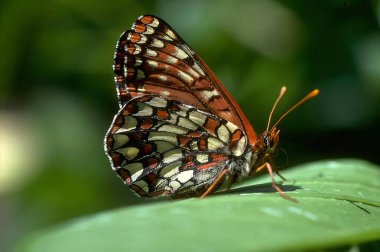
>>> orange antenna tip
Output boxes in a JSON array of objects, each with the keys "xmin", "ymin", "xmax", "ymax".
[
  {"xmin": 280, "ymin": 86, "xmax": 287, "ymax": 94},
  {"xmin": 270, "ymin": 88, "xmax": 319, "ymax": 132},
  {"xmin": 310, "ymin": 89, "xmax": 320, "ymax": 97},
  {"xmin": 266, "ymin": 86, "xmax": 288, "ymax": 132}
]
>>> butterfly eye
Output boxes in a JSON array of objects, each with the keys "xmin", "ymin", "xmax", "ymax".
[
  {"xmin": 264, "ymin": 136, "xmax": 272, "ymax": 148},
  {"xmin": 263, "ymin": 134, "xmax": 277, "ymax": 150}
]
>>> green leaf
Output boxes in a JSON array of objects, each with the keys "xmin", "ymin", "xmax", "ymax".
[{"xmin": 19, "ymin": 159, "xmax": 380, "ymax": 252}]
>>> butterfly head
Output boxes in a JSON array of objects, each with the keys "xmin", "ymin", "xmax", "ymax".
[
  {"xmin": 262, "ymin": 127, "xmax": 280, "ymax": 154},
  {"xmin": 253, "ymin": 127, "xmax": 280, "ymax": 165}
]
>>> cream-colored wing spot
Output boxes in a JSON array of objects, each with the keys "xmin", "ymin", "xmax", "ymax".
[
  {"xmin": 145, "ymin": 48, "xmax": 158, "ymax": 57},
  {"xmin": 225, "ymin": 121, "xmax": 238, "ymax": 133},
  {"xmin": 189, "ymin": 111, "xmax": 207, "ymax": 126},
  {"xmin": 148, "ymin": 17, "xmax": 159, "ymax": 27},
  {"xmin": 217, "ymin": 124, "xmax": 230, "ymax": 143},
  {"xmin": 177, "ymin": 117, "xmax": 199, "ymax": 130},
  {"xmin": 192, "ymin": 63, "xmax": 205, "ymax": 76},
  {"xmin": 159, "ymin": 161, "xmax": 182, "ymax": 178},
  {"xmin": 157, "ymin": 124, "xmax": 189, "ymax": 134},
  {"xmin": 115, "ymin": 116, "xmax": 138, "ymax": 133},
  {"xmin": 196, "ymin": 154, "xmax": 209, "ymax": 164},
  {"xmin": 166, "ymin": 55, "xmax": 178, "ymax": 64},
  {"xmin": 165, "ymin": 29, "xmax": 177, "ymax": 40},
  {"xmin": 158, "ymin": 33, "xmax": 173, "ymax": 41},
  {"xmin": 124, "ymin": 163, "xmax": 143, "ymax": 181},
  {"xmin": 113, "ymin": 134, "xmax": 129, "ymax": 149},
  {"xmin": 158, "ymin": 75, "xmax": 168, "ymax": 82},
  {"xmin": 145, "ymin": 96, "xmax": 167, "ymax": 108},
  {"xmin": 131, "ymin": 44, "xmax": 141, "ymax": 55},
  {"xmin": 177, "ymin": 70, "xmax": 193, "ymax": 84},
  {"xmin": 151, "ymin": 38, "xmax": 164, "ymax": 48},
  {"xmin": 131, "ymin": 169, "xmax": 143, "ymax": 181},
  {"xmin": 160, "ymin": 90, "xmax": 170, "ymax": 96},
  {"xmin": 155, "ymin": 141, "xmax": 177, "ymax": 153},
  {"xmin": 146, "ymin": 59, "xmax": 158, "ymax": 68},
  {"xmin": 169, "ymin": 180, "xmax": 181, "ymax": 191},
  {"xmin": 165, "ymin": 113, "xmax": 178, "ymax": 124},
  {"xmin": 176, "ymin": 105, "xmax": 189, "ymax": 117},
  {"xmin": 231, "ymin": 135, "xmax": 247, "ymax": 157},
  {"xmin": 176, "ymin": 170, "xmax": 194, "ymax": 183},
  {"xmin": 190, "ymin": 140, "xmax": 198, "ymax": 150},
  {"xmin": 186, "ymin": 67, "xmax": 200, "ymax": 78},
  {"xmin": 207, "ymin": 137, "xmax": 225, "ymax": 150},
  {"xmin": 140, "ymin": 25, "xmax": 154, "ymax": 35},
  {"xmin": 201, "ymin": 89, "xmax": 219, "ymax": 99},
  {"xmin": 174, "ymin": 47, "xmax": 188, "ymax": 60},
  {"xmin": 148, "ymin": 132, "xmax": 177, "ymax": 144},
  {"xmin": 116, "ymin": 147, "xmax": 139, "ymax": 160},
  {"xmin": 134, "ymin": 103, "xmax": 153, "ymax": 116},
  {"xmin": 162, "ymin": 149, "xmax": 183, "ymax": 164}
]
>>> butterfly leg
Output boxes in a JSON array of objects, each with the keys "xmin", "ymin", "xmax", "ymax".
[
  {"xmin": 256, "ymin": 162, "xmax": 298, "ymax": 203},
  {"xmin": 268, "ymin": 156, "xmax": 287, "ymax": 181},
  {"xmin": 199, "ymin": 169, "xmax": 230, "ymax": 199}
]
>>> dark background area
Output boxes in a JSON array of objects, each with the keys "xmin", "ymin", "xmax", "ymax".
[{"xmin": 1, "ymin": 0, "xmax": 379, "ymax": 251}]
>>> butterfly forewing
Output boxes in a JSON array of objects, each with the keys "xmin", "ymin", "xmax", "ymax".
[
  {"xmin": 107, "ymin": 15, "xmax": 259, "ymax": 198},
  {"xmin": 113, "ymin": 14, "xmax": 257, "ymax": 145}
]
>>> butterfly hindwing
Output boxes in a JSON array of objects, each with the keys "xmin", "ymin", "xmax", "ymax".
[{"xmin": 105, "ymin": 95, "xmax": 248, "ymax": 197}]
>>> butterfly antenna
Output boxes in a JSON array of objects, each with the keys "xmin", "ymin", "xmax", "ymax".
[
  {"xmin": 266, "ymin": 86, "xmax": 287, "ymax": 132},
  {"xmin": 270, "ymin": 89, "xmax": 320, "ymax": 132}
]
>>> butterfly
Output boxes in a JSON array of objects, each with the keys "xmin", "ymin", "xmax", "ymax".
[{"xmin": 104, "ymin": 14, "xmax": 318, "ymax": 199}]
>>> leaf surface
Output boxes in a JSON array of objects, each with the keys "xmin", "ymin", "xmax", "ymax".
[{"xmin": 19, "ymin": 159, "xmax": 380, "ymax": 252}]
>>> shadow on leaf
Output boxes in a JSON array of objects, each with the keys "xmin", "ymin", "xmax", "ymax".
[{"xmin": 216, "ymin": 182, "xmax": 302, "ymax": 196}]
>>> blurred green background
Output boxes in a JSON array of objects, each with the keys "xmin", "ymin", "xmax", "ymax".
[{"xmin": 1, "ymin": 0, "xmax": 380, "ymax": 251}]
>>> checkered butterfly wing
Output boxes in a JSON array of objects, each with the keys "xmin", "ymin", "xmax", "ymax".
[
  {"xmin": 106, "ymin": 95, "xmax": 252, "ymax": 197},
  {"xmin": 106, "ymin": 15, "xmax": 256, "ymax": 197},
  {"xmin": 113, "ymin": 15, "xmax": 256, "ymax": 143}
]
